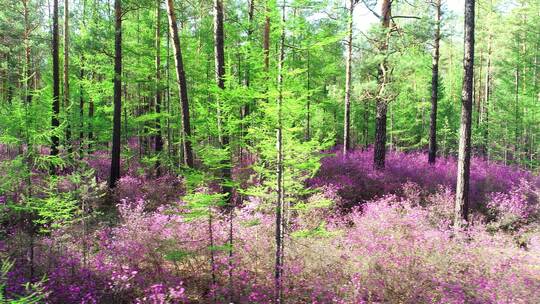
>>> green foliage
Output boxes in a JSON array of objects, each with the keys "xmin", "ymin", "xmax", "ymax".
[
  {"xmin": 163, "ymin": 249, "xmax": 193, "ymax": 262},
  {"xmin": 291, "ymin": 221, "xmax": 340, "ymax": 239},
  {"xmin": 182, "ymin": 191, "xmax": 228, "ymax": 221},
  {"xmin": 0, "ymin": 259, "xmax": 47, "ymax": 304}
]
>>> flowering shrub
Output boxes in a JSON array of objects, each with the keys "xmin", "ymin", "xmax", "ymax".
[
  {"xmin": 308, "ymin": 148, "xmax": 535, "ymax": 211},
  {"xmin": 2, "ymin": 148, "xmax": 539, "ymax": 303},
  {"xmin": 486, "ymin": 179, "xmax": 540, "ymax": 236},
  {"xmin": 114, "ymin": 174, "xmax": 185, "ymax": 209},
  {"xmin": 337, "ymin": 196, "xmax": 540, "ymax": 303}
]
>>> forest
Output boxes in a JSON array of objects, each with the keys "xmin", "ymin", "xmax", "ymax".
[{"xmin": 0, "ymin": 0, "xmax": 539, "ymax": 302}]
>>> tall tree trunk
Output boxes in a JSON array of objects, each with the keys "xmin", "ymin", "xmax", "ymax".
[
  {"xmin": 275, "ymin": 2, "xmax": 285, "ymax": 302},
  {"xmin": 213, "ymin": 0, "xmax": 234, "ymax": 299},
  {"xmin": 428, "ymin": 0, "xmax": 441, "ymax": 164},
  {"xmin": 244, "ymin": 0, "xmax": 255, "ymax": 111},
  {"xmin": 454, "ymin": 0, "xmax": 475, "ymax": 229},
  {"xmin": 88, "ymin": 90, "xmax": 94, "ymax": 153},
  {"xmin": 514, "ymin": 66, "xmax": 520, "ymax": 160},
  {"xmin": 166, "ymin": 22, "xmax": 173, "ymax": 165},
  {"xmin": 263, "ymin": 0, "xmax": 270, "ymax": 73},
  {"xmin": 305, "ymin": 48, "xmax": 311, "ymax": 140},
  {"xmin": 476, "ymin": 50, "xmax": 483, "ymax": 128},
  {"xmin": 373, "ymin": 0, "xmax": 391, "ymax": 170},
  {"xmin": 155, "ymin": 0, "xmax": 164, "ymax": 175},
  {"xmin": 51, "ymin": 0, "xmax": 60, "ymax": 158},
  {"xmin": 481, "ymin": 34, "xmax": 492, "ymax": 159},
  {"xmin": 80, "ymin": 0, "xmax": 87, "ymax": 154},
  {"xmin": 64, "ymin": 0, "xmax": 72, "ymax": 154},
  {"xmin": 166, "ymin": 0, "xmax": 194, "ymax": 168},
  {"xmin": 23, "ymin": 0, "xmax": 32, "ymax": 104},
  {"xmin": 343, "ymin": 0, "xmax": 353, "ymax": 155},
  {"xmin": 108, "ymin": 0, "xmax": 122, "ymax": 188},
  {"xmin": 79, "ymin": 55, "xmax": 85, "ymax": 154},
  {"xmin": 214, "ymin": 0, "xmax": 227, "ymax": 146},
  {"xmin": 363, "ymin": 100, "xmax": 369, "ymax": 148},
  {"xmin": 241, "ymin": 0, "xmax": 256, "ymax": 155}
]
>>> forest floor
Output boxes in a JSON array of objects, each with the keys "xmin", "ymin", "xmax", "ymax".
[{"xmin": 1, "ymin": 147, "xmax": 540, "ymax": 303}]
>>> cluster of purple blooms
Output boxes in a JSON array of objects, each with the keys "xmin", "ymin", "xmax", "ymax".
[{"xmin": 1, "ymin": 148, "xmax": 539, "ymax": 303}]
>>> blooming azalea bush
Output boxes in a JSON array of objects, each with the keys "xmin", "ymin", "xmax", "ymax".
[
  {"xmin": 2, "ymin": 148, "xmax": 540, "ymax": 303},
  {"xmin": 487, "ymin": 179, "xmax": 540, "ymax": 229},
  {"xmin": 308, "ymin": 148, "xmax": 536, "ymax": 211},
  {"xmin": 114, "ymin": 174, "xmax": 185, "ymax": 209}
]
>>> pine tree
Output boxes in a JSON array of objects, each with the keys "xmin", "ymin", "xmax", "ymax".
[
  {"xmin": 109, "ymin": 0, "xmax": 122, "ymax": 188},
  {"xmin": 454, "ymin": 0, "xmax": 475, "ymax": 228}
]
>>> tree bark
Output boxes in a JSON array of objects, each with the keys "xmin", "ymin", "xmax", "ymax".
[
  {"xmin": 373, "ymin": 0, "xmax": 391, "ymax": 170},
  {"xmin": 51, "ymin": 0, "xmax": 60, "ymax": 158},
  {"xmin": 108, "ymin": 0, "xmax": 122, "ymax": 188},
  {"xmin": 454, "ymin": 0, "xmax": 475, "ymax": 229},
  {"xmin": 428, "ymin": 0, "xmax": 441, "ymax": 164},
  {"xmin": 166, "ymin": 0, "xmax": 194, "ymax": 168},
  {"xmin": 343, "ymin": 0, "xmax": 353, "ymax": 155}
]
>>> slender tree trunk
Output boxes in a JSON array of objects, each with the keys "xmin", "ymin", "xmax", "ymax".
[
  {"xmin": 108, "ymin": 0, "xmax": 122, "ymax": 188},
  {"xmin": 428, "ymin": 0, "xmax": 441, "ymax": 164},
  {"xmin": 64, "ymin": 0, "xmax": 72, "ymax": 154},
  {"xmin": 305, "ymin": 48, "xmax": 311, "ymax": 141},
  {"xmin": 23, "ymin": 0, "xmax": 32, "ymax": 105},
  {"xmin": 514, "ymin": 66, "xmax": 520, "ymax": 159},
  {"xmin": 275, "ymin": 2, "xmax": 285, "ymax": 302},
  {"xmin": 263, "ymin": 0, "xmax": 270, "ymax": 73},
  {"xmin": 363, "ymin": 100, "xmax": 369, "ymax": 148},
  {"xmin": 212, "ymin": 0, "xmax": 234, "ymax": 299},
  {"xmin": 166, "ymin": 23, "xmax": 173, "ymax": 165},
  {"xmin": 208, "ymin": 208, "xmax": 217, "ymax": 301},
  {"xmin": 241, "ymin": 0, "xmax": 256, "ymax": 155},
  {"xmin": 214, "ymin": 0, "xmax": 227, "ymax": 147},
  {"xmin": 481, "ymin": 34, "xmax": 492, "ymax": 159},
  {"xmin": 476, "ymin": 50, "xmax": 483, "ymax": 128},
  {"xmin": 51, "ymin": 0, "xmax": 60, "ymax": 158},
  {"xmin": 343, "ymin": 0, "xmax": 353, "ymax": 155},
  {"xmin": 454, "ymin": 0, "xmax": 475, "ymax": 229},
  {"xmin": 155, "ymin": 0, "xmax": 164, "ymax": 175},
  {"xmin": 244, "ymin": 0, "xmax": 255, "ymax": 108},
  {"xmin": 373, "ymin": 0, "xmax": 391, "ymax": 170},
  {"xmin": 88, "ymin": 94, "xmax": 94, "ymax": 153},
  {"xmin": 79, "ymin": 54, "xmax": 85, "ymax": 155},
  {"xmin": 166, "ymin": 0, "xmax": 194, "ymax": 168},
  {"xmin": 123, "ymin": 79, "xmax": 128, "ymax": 149}
]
